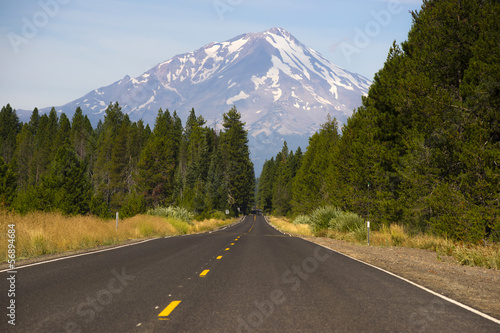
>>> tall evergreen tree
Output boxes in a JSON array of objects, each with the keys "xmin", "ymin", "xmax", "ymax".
[
  {"xmin": 136, "ymin": 109, "xmax": 179, "ymax": 206},
  {"xmin": 0, "ymin": 157, "xmax": 16, "ymax": 207},
  {"xmin": 205, "ymin": 141, "xmax": 227, "ymax": 212},
  {"xmin": 272, "ymin": 142, "xmax": 293, "ymax": 216},
  {"xmin": 220, "ymin": 106, "xmax": 255, "ymax": 215},
  {"xmin": 0, "ymin": 104, "xmax": 21, "ymax": 164},
  {"xmin": 292, "ymin": 117, "xmax": 340, "ymax": 214},
  {"xmin": 38, "ymin": 144, "xmax": 91, "ymax": 215},
  {"xmin": 257, "ymin": 158, "xmax": 277, "ymax": 214},
  {"xmin": 92, "ymin": 102, "xmax": 126, "ymax": 210}
]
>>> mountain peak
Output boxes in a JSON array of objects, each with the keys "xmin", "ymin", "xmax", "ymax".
[
  {"xmin": 239, "ymin": 27, "xmax": 299, "ymax": 45},
  {"xmin": 22, "ymin": 28, "xmax": 371, "ymax": 173},
  {"xmin": 264, "ymin": 27, "xmax": 292, "ymax": 37}
]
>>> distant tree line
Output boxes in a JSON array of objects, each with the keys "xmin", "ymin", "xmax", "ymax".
[
  {"xmin": 0, "ymin": 103, "xmax": 255, "ymax": 218},
  {"xmin": 258, "ymin": 0, "xmax": 500, "ymax": 243}
]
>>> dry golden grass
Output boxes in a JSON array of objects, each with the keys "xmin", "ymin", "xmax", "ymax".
[
  {"xmin": 268, "ymin": 216, "xmax": 313, "ymax": 237},
  {"xmin": 369, "ymin": 224, "xmax": 500, "ymax": 270},
  {"xmin": 189, "ymin": 218, "xmax": 233, "ymax": 233},
  {"xmin": 0, "ymin": 210, "xmax": 235, "ymax": 262},
  {"xmin": 269, "ymin": 216, "xmax": 499, "ymax": 270},
  {"xmin": 366, "ymin": 224, "xmax": 499, "ymax": 270}
]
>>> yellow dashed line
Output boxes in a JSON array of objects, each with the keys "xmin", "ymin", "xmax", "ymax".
[
  {"xmin": 216, "ymin": 255, "xmax": 222, "ymax": 259},
  {"xmin": 225, "ymin": 248, "xmax": 230, "ymax": 251},
  {"xmin": 199, "ymin": 269, "xmax": 210, "ymax": 277},
  {"xmin": 158, "ymin": 300, "xmax": 181, "ymax": 320},
  {"xmin": 231, "ymin": 243, "xmax": 235, "ymax": 245}
]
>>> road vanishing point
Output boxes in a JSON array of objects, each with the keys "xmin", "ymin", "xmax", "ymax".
[{"xmin": 1, "ymin": 215, "xmax": 499, "ymax": 332}]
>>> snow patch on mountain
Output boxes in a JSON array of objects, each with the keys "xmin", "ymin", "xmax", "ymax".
[
  {"xmin": 227, "ymin": 91, "xmax": 250, "ymax": 105},
  {"xmin": 18, "ymin": 27, "xmax": 371, "ymax": 174}
]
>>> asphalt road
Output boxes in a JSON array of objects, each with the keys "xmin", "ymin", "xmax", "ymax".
[{"xmin": 1, "ymin": 215, "xmax": 499, "ymax": 332}]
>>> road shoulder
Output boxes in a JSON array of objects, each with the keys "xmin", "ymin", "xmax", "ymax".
[{"xmin": 302, "ymin": 236, "xmax": 500, "ymax": 320}]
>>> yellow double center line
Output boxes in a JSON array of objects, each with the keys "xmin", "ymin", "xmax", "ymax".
[
  {"xmin": 159, "ymin": 223, "xmax": 250, "ymax": 320},
  {"xmin": 244, "ymin": 216, "xmax": 256, "ymax": 235}
]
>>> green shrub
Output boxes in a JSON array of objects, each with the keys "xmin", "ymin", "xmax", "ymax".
[
  {"xmin": 310, "ymin": 206, "xmax": 340, "ymax": 234},
  {"xmin": 352, "ymin": 224, "xmax": 368, "ymax": 242},
  {"xmin": 169, "ymin": 219, "xmax": 190, "ymax": 235},
  {"xmin": 211, "ymin": 211, "xmax": 227, "ymax": 220},
  {"xmin": 293, "ymin": 215, "xmax": 311, "ymax": 225},
  {"xmin": 331, "ymin": 211, "xmax": 364, "ymax": 232},
  {"xmin": 147, "ymin": 206, "xmax": 194, "ymax": 222}
]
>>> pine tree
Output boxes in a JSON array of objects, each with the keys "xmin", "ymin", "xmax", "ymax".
[
  {"xmin": 12, "ymin": 109, "xmax": 39, "ymax": 189},
  {"xmin": 30, "ymin": 113, "xmax": 49, "ymax": 185},
  {"xmin": 220, "ymin": 106, "xmax": 255, "ymax": 215},
  {"xmin": 205, "ymin": 141, "xmax": 227, "ymax": 212},
  {"xmin": 272, "ymin": 142, "xmax": 293, "ymax": 216},
  {"xmin": 39, "ymin": 144, "xmax": 91, "ymax": 215},
  {"xmin": 176, "ymin": 108, "xmax": 212, "ymax": 211},
  {"xmin": 70, "ymin": 107, "xmax": 92, "ymax": 161},
  {"xmin": 0, "ymin": 104, "xmax": 21, "ymax": 164},
  {"xmin": 0, "ymin": 157, "xmax": 16, "ymax": 207},
  {"xmin": 257, "ymin": 158, "xmax": 276, "ymax": 214},
  {"xmin": 93, "ymin": 102, "xmax": 125, "ymax": 209},
  {"xmin": 136, "ymin": 109, "xmax": 178, "ymax": 206},
  {"xmin": 109, "ymin": 116, "xmax": 131, "ymax": 209},
  {"xmin": 292, "ymin": 117, "xmax": 340, "ymax": 214}
]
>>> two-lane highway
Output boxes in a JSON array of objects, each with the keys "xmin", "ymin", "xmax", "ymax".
[{"xmin": 2, "ymin": 215, "xmax": 499, "ymax": 332}]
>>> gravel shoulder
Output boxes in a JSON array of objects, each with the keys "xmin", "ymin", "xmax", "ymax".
[{"xmin": 302, "ymin": 236, "xmax": 500, "ymax": 320}]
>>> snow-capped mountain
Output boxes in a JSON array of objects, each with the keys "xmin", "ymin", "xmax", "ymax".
[{"xmin": 20, "ymin": 27, "xmax": 371, "ymax": 173}]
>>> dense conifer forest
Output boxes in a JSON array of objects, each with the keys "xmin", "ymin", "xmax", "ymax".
[
  {"xmin": 0, "ymin": 104, "xmax": 255, "ymax": 218},
  {"xmin": 257, "ymin": 0, "xmax": 500, "ymax": 243},
  {"xmin": 1, "ymin": 0, "xmax": 498, "ymax": 243}
]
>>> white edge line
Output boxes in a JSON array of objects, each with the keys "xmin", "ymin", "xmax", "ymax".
[
  {"xmin": 0, "ymin": 238, "xmax": 156, "ymax": 273},
  {"xmin": 265, "ymin": 213, "xmax": 499, "ymax": 324},
  {"xmin": 306, "ymin": 238, "xmax": 500, "ymax": 325},
  {"xmin": 263, "ymin": 215, "xmax": 293, "ymax": 237}
]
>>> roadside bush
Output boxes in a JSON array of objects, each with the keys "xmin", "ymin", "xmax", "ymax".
[
  {"xmin": 211, "ymin": 211, "xmax": 227, "ymax": 221},
  {"xmin": 330, "ymin": 211, "xmax": 364, "ymax": 232},
  {"xmin": 352, "ymin": 223, "xmax": 368, "ymax": 242},
  {"xmin": 310, "ymin": 206, "xmax": 340, "ymax": 234},
  {"xmin": 147, "ymin": 206, "xmax": 194, "ymax": 222},
  {"xmin": 293, "ymin": 215, "xmax": 311, "ymax": 225}
]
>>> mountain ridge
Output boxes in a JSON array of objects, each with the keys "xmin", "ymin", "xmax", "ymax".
[{"xmin": 17, "ymin": 27, "xmax": 371, "ymax": 173}]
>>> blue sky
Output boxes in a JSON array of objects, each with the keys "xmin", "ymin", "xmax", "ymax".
[{"xmin": 0, "ymin": 0, "xmax": 423, "ymax": 111}]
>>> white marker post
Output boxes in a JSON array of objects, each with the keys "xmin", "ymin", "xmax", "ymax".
[
  {"xmin": 367, "ymin": 221, "xmax": 370, "ymax": 245},
  {"xmin": 116, "ymin": 212, "xmax": 119, "ymax": 230}
]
